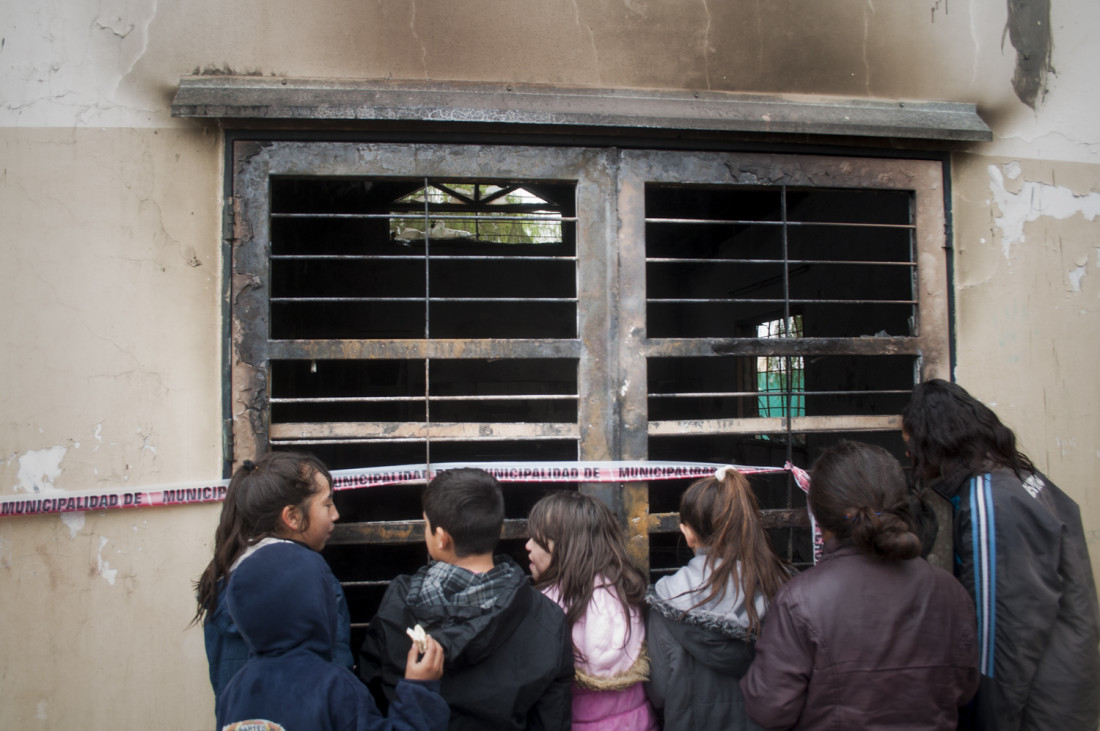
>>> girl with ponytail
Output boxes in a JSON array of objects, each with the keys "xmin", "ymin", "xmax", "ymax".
[
  {"xmin": 740, "ymin": 441, "xmax": 979, "ymax": 730},
  {"xmin": 645, "ymin": 466, "xmax": 790, "ymax": 731}
]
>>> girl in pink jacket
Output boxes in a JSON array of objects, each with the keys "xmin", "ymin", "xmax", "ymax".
[{"xmin": 526, "ymin": 492, "xmax": 659, "ymax": 731}]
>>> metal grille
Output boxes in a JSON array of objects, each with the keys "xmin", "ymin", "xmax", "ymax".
[
  {"xmin": 640, "ymin": 181, "xmax": 929, "ymax": 570},
  {"xmin": 229, "ymin": 141, "xmax": 950, "ymax": 625},
  {"xmin": 264, "ymin": 176, "xmax": 581, "ymax": 515}
]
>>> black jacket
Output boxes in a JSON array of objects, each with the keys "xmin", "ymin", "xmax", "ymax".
[
  {"xmin": 645, "ymin": 554, "xmax": 763, "ymax": 731},
  {"xmin": 930, "ymin": 468, "xmax": 1100, "ymax": 730},
  {"xmin": 360, "ymin": 556, "xmax": 574, "ymax": 731}
]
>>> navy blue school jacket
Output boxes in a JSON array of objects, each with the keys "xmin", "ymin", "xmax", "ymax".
[{"xmin": 216, "ymin": 541, "xmax": 449, "ymax": 731}]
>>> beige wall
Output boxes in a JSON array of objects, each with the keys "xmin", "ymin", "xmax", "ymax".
[
  {"xmin": 0, "ymin": 126, "xmax": 224, "ymax": 728},
  {"xmin": 951, "ymin": 152, "xmax": 1100, "ymax": 565},
  {"xmin": 1, "ymin": 0, "xmax": 1097, "ymax": 728}
]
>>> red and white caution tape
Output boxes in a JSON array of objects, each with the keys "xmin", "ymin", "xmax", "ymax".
[
  {"xmin": 0, "ymin": 460, "xmax": 807, "ymax": 513},
  {"xmin": 2, "ymin": 459, "xmax": 822, "ymax": 561}
]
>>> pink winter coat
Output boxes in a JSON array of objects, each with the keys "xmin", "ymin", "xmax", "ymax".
[{"xmin": 542, "ymin": 581, "xmax": 659, "ymax": 731}]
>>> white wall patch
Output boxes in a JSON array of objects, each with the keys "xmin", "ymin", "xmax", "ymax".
[
  {"xmin": 15, "ymin": 446, "xmax": 67, "ymax": 493},
  {"xmin": 1069, "ymin": 264, "xmax": 1088, "ymax": 291},
  {"xmin": 61, "ymin": 512, "xmax": 85, "ymax": 538},
  {"xmin": 97, "ymin": 536, "xmax": 118, "ymax": 585},
  {"xmin": 988, "ymin": 163, "xmax": 1100, "ymax": 259}
]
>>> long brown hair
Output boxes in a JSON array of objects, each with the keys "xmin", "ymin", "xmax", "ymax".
[
  {"xmin": 191, "ymin": 451, "xmax": 331, "ymax": 626},
  {"xmin": 678, "ymin": 468, "xmax": 789, "ymax": 635},
  {"xmin": 527, "ymin": 491, "xmax": 648, "ymax": 633}
]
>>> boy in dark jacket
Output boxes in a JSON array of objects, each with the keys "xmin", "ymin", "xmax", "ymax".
[
  {"xmin": 360, "ymin": 468, "xmax": 574, "ymax": 731},
  {"xmin": 216, "ymin": 540, "xmax": 448, "ymax": 731}
]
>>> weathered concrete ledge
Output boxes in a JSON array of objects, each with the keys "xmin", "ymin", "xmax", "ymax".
[{"xmin": 171, "ymin": 76, "xmax": 992, "ymax": 142}]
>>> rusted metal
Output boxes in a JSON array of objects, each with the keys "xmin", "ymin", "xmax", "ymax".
[
  {"xmin": 330, "ymin": 518, "xmax": 530, "ymax": 546},
  {"xmin": 230, "ymin": 140, "xmax": 951, "ymax": 583},
  {"xmin": 228, "ymin": 182, "xmax": 268, "ymax": 460},
  {"xmin": 614, "ymin": 140, "xmax": 654, "ymax": 572},
  {"xmin": 329, "ymin": 509, "xmax": 811, "ymax": 547},
  {"xmin": 270, "ymin": 420, "xmax": 579, "ymax": 441},
  {"xmin": 648, "ymin": 509, "xmax": 810, "ymax": 533},
  {"xmin": 700, "ymin": 337, "xmax": 921, "ymax": 357},
  {"xmin": 268, "ymin": 339, "xmax": 581, "ymax": 360},
  {"xmin": 648, "ymin": 415, "xmax": 902, "ymax": 437}
]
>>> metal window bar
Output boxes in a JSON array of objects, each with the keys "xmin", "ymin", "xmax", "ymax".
[
  {"xmin": 422, "ymin": 178, "xmax": 431, "ymax": 470},
  {"xmin": 266, "ymin": 176, "xmax": 580, "ymax": 470},
  {"xmin": 643, "ymin": 182, "xmax": 916, "ymax": 566}
]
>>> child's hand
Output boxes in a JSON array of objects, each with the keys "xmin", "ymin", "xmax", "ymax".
[{"xmin": 404, "ymin": 633, "xmax": 444, "ymax": 681}]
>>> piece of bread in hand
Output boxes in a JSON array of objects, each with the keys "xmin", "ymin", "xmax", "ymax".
[{"xmin": 405, "ymin": 623, "xmax": 428, "ymax": 654}]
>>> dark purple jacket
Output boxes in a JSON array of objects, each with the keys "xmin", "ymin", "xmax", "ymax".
[{"xmin": 740, "ymin": 540, "xmax": 979, "ymax": 730}]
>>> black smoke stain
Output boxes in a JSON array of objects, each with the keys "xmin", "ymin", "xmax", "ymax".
[{"xmin": 1004, "ymin": 0, "xmax": 1054, "ymax": 109}]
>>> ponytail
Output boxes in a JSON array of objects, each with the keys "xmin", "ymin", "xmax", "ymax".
[
  {"xmin": 191, "ymin": 451, "xmax": 330, "ymax": 626},
  {"xmin": 679, "ymin": 469, "xmax": 790, "ymax": 636}
]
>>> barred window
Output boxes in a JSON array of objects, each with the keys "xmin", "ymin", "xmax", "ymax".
[{"xmin": 229, "ymin": 141, "xmax": 950, "ymax": 641}]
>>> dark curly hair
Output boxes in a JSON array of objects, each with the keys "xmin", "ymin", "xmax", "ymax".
[{"xmin": 902, "ymin": 379, "xmax": 1034, "ymax": 483}]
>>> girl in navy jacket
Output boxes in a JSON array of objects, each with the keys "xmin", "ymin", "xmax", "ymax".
[{"xmin": 217, "ymin": 540, "xmax": 448, "ymax": 730}]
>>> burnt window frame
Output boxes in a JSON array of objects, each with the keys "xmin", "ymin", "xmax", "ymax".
[{"xmin": 228, "ymin": 139, "xmax": 951, "ymax": 587}]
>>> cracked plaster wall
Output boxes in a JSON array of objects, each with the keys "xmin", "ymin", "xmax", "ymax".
[
  {"xmin": 1, "ymin": 125, "xmax": 223, "ymax": 728},
  {"xmin": 1, "ymin": 0, "xmax": 1099, "ymax": 727}
]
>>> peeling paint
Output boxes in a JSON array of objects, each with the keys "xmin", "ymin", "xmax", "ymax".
[
  {"xmin": 0, "ymin": 526, "xmax": 11, "ymax": 569},
  {"xmin": 988, "ymin": 163, "xmax": 1100, "ymax": 258},
  {"xmin": 96, "ymin": 536, "xmax": 118, "ymax": 585},
  {"xmin": 61, "ymin": 513, "xmax": 85, "ymax": 538},
  {"xmin": 1068, "ymin": 264, "xmax": 1087, "ymax": 292},
  {"xmin": 15, "ymin": 446, "xmax": 67, "ymax": 494},
  {"xmin": 138, "ymin": 428, "xmax": 157, "ymax": 456},
  {"xmin": 14, "ymin": 446, "xmax": 90, "ymax": 536}
]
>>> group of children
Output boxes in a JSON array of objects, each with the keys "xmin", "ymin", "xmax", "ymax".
[{"xmin": 194, "ymin": 379, "xmax": 1100, "ymax": 731}]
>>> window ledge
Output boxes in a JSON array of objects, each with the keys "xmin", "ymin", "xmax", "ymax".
[{"xmin": 171, "ymin": 76, "xmax": 991, "ymax": 142}]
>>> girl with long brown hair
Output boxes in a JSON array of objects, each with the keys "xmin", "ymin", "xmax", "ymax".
[
  {"xmin": 645, "ymin": 466, "xmax": 790, "ymax": 731},
  {"xmin": 192, "ymin": 451, "xmax": 356, "ymax": 699},
  {"xmin": 526, "ymin": 491, "xmax": 658, "ymax": 731}
]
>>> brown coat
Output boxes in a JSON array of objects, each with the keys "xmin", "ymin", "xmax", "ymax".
[{"xmin": 740, "ymin": 540, "xmax": 979, "ymax": 730}]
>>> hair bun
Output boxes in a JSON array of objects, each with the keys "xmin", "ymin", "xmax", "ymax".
[{"xmin": 242, "ymin": 459, "xmax": 256, "ymax": 471}]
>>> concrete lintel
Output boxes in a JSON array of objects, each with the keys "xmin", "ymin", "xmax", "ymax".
[{"xmin": 171, "ymin": 76, "xmax": 992, "ymax": 142}]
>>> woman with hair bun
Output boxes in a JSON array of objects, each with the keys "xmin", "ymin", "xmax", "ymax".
[{"xmin": 740, "ymin": 441, "xmax": 979, "ymax": 730}]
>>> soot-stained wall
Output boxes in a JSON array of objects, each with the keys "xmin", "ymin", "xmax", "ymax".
[{"xmin": 1, "ymin": 1, "xmax": 1098, "ymax": 728}]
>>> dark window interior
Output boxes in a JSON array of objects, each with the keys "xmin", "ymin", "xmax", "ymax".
[{"xmin": 232, "ymin": 148, "xmax": 946, "ymax": 656}]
